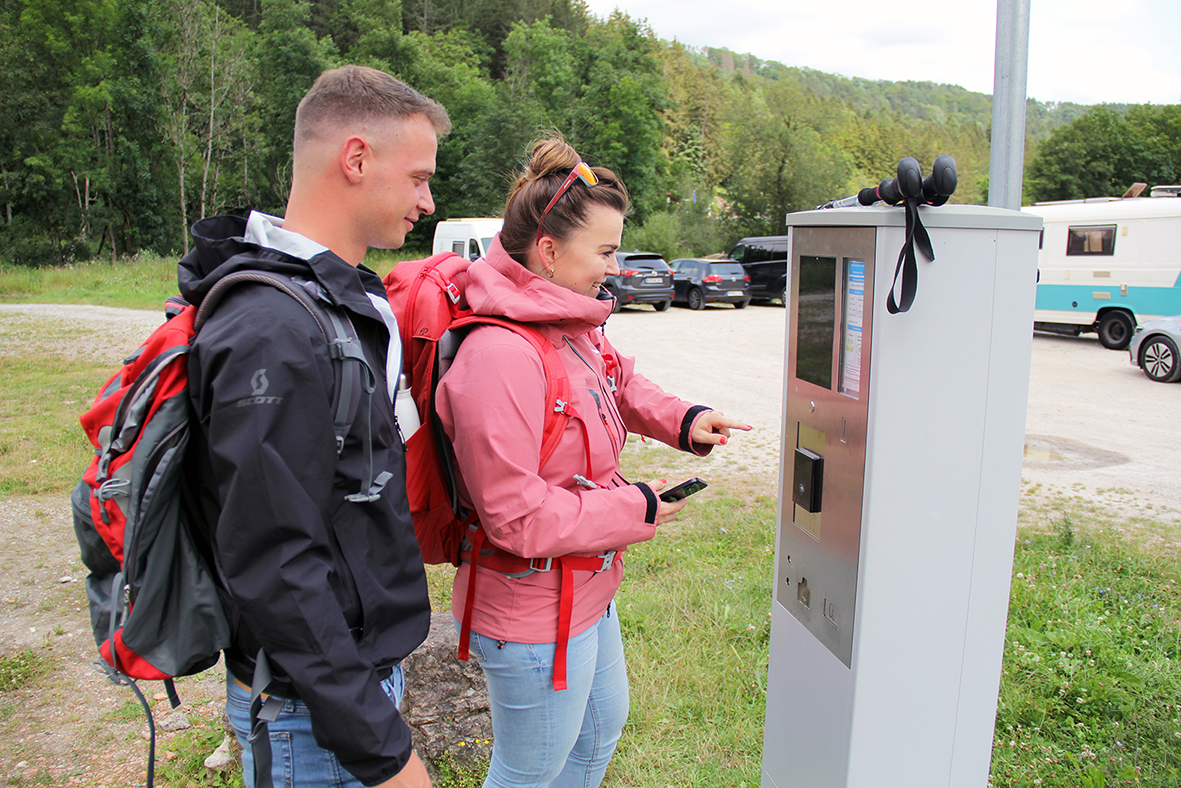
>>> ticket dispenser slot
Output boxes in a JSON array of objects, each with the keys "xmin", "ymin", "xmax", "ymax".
[{"xmin": 773, "ymin": 227, "xmax": 874, "ymax": 668}]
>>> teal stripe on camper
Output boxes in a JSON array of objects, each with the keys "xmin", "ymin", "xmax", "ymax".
[{"xmin": 1036, "ymin": 273, "xmax": 1181, "ymax": 318}]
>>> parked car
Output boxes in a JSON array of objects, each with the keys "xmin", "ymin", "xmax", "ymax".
[
  {"xmin": 604, "ymin": 251, "xmax": 674, "ymax": 312},
  {"xmin": 729, "ymin": 236, "xmax": 788, "ymax": 305},
  {"xmin": 668, "ymin": 258, "xmax": 751, "ymax": 309},
  {"xmin": 1129, "ymin": 315, "xmax": 1181, "ymax": 382}
]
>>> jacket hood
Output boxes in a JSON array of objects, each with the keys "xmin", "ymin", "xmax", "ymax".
[
  {"xmin": 176, "ymin": 215, "xmax": 376, "ymax": 317},
  {"xmin": 463, "ymin": 235, "xmax": 613, "ymax": 336}
]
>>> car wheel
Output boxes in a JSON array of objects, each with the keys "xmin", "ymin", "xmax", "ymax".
[
  {"xmin": 653, "ymin": 300, "xmax": 671, "ymax": 312},
  {"xmin": 688, "ymin": 289, "xmax": 705, "ymax": 310},
  {"xmin": 1097, "ymin": 311, "xmax": 1134, "ymax": 350},
  {"xmin": 779, "ymin": 284, "xmax": 789, "ymax": 307},
  {"xmin": 1139, "ymin": 335, "xmax": 1181, "ymax": 382},
  {"xmin": 734, "ymin": 299, "xmax": 749, "ymax": 309},
  {"xmin": 609, "ymin": 297, "xmax": 621, "ymax": 313}
]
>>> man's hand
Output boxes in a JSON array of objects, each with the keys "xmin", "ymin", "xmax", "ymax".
[{"xmin": 375, "ymin": 752, "xmax": 432, "ymax": 788}]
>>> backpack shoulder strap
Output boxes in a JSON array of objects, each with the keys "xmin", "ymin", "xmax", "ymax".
[
  {"xmin": 450, "ymin": 316, "xmax": 572, "ymax": 468},
  {"xmin": 192, "ymin": 270, "xmax": 390, "ymax": 502}
]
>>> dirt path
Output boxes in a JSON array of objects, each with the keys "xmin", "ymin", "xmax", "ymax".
[{"xmin": 1, "ymin": 300, "xmax": 1178, "ymax": 785}]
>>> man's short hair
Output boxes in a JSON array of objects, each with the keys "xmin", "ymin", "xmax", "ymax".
[{"xmin": 294, "ymin": 65, "xmax": 451, "ymax": 152}]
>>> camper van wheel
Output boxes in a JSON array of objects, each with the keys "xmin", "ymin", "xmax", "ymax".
[{"xmin": 1096, "ymin": 311, "xmax": 1134, "ymax": 350}]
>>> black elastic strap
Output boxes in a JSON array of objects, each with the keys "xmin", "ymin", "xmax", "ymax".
[
  {"xmin": 247, "ymin": 649, "xmax": 280, "ymax": 788},
  {"xmin": 886, "ymin": 198, "xmax": 935, "ymax": 314}
]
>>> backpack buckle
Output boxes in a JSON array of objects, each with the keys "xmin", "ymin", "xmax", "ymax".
[
  {"xmin": 595, "ymin": 550, "xmax": 617, "ymax": 572},
  {"xmin": 444, "ymin": 282, "xmax": 461, "ymax": 304},
  {"xmin": 528, "ymin": 557, "xmax": 554, "ymax": 573},
  {"xmin": 554, "ymin": 399, "xmax": 569, "ymax": 415}
]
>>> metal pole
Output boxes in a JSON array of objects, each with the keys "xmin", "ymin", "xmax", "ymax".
[{"xmin": 988, "ymin": 0, "xmax": 1032, "ymax": 209}]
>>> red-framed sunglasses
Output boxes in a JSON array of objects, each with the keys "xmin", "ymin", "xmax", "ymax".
[{"xmin": 535, "ymin": 162, "xmax": 599, "ymax": 245}]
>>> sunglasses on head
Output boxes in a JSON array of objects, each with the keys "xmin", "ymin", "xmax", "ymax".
[{"xmin": 535, "ymin": 162, "xmax": 599, "ymax": 245}]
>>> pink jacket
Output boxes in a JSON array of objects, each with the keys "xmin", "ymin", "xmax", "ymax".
[{"xmin": 436, "ymin": 237, "xmax": 711, "ymax": 643}]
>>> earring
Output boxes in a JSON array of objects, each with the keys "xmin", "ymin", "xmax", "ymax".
[{"xmin": 543, "ymin": 262, "xmax": 555, "ymax": 279}]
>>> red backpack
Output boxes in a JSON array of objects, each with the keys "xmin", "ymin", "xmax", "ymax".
[
  {"xmin": 383, "ymin": 252, "xmax": 573, "ymax": 565},
  {"xmin": 72, "ymin": 270, "xmax": 374, "ymax": 788},
  {"xmin": 384, "ymin": 253, "xmax": 612, "ymax": 689}
]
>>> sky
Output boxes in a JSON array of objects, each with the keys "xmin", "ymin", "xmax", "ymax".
[{"xmin": 580, "ymin": 0, "xmax": 1181, "ymax": 106}]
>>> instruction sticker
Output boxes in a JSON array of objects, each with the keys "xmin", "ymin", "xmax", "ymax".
[{"xmin": 840, "ymin": 260, "xmax": 865, "ymax": 399}]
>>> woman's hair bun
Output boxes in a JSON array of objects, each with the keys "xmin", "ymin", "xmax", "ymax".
[{"xmin": 523, "ymin": 138, "xmax": 581, "ymax": 182}]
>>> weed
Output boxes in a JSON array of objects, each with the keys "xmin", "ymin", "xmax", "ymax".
[
  {"xmin": 0, "ymin": 650, "xmax": 50, "ymax": 692},
  {"xmin": 432, "ymin": 751, "xmax": 484, "ymax": 788},
  {"xmin": 100, "ymin": 698, "xmax": 146, "ymax": 727},
  {"xmin": 154, "ymin": 724, "xmax": 244, "ymax": 787}
]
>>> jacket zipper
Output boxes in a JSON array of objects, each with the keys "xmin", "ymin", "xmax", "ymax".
[{"xmin": 563, "ymin": 337, "xmax": 625, "ymax": 460}]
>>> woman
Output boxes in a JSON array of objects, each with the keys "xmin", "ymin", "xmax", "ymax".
[{"xmin": 435, "ymin": 138, "xmax": 749, "ymax": 788}]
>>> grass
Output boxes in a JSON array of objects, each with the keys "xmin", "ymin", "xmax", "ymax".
[
  {"xmin": 155, "ymin": 725, "xmax": 245, "ymax": 788},
  {"xmin": 0, "ymin": 252, "xmax": 180, "ymax": 311},
  {"xmin": 992, "ymin": 511, "xmax": 1181, "ymax": 787},
  {"xmin": 0, "ymin": 249, "xmax": 417, "ymax": 309},
  {"xmin": 0, "ymin": 355, "xmax": 112, "ymax": 496},
  {"xmin": 0, "ymin": 649, "xmax": 51, "ymax": 692}
]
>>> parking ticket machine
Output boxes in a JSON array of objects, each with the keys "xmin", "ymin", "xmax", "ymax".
[{"xmin": 761, "ymin": 205, "xmax": 1043, "ymax": 788}]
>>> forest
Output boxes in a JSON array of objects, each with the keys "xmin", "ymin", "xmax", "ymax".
[{"xmin": 2, "ymin": 0, "xmax": 1179, "ymax": 266}]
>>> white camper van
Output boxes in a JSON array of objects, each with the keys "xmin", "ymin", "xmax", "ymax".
[
  {"xmin": 1025, "ymin": 191, "xmax": 1181, "ymax": 349},
  {"xmin": 432, "ymin": 218, "xmax": 502, "ymax": 260}
]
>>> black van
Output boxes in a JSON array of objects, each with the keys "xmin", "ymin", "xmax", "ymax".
[{"xmin": 729, "ymin": 236, "xmax": 789, "ymax": 304}]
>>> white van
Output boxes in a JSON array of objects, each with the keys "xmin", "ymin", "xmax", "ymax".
[
  {"xmin": 432, "ymin": 218, "xmax": 503, "ymax": 260},
  {"xmin": 1025, "ymin": 191, "xmax": 1181, "ymax": 349}
]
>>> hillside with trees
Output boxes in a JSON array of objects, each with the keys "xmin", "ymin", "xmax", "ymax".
[{"xmin": 0, "ymin": 0, "xmax": 1176, "ymax": 266}]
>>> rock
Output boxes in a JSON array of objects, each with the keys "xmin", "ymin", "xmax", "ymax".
[
  {"xmin": 204, "ymin": 735, "xmax": 236, "ymax": 772},
  {"xmin": 401, "ymin": 613, "xmax": 492, "ymax": 780},
  {"xmin": 158, "ymin": 710, "xmax": 191, "ymax": 732}
]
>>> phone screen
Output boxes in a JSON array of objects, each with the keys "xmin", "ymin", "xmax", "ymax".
[{"xmin": 659, "ymin": 477, "xmax": 708, "ymax": 503}]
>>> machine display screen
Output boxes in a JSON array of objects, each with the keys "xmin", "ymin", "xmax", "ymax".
[{"xmin": 796, "ymin": 255, "xmax": 836, "ymax": 389}]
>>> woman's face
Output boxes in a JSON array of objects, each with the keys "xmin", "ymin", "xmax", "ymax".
[{"xmin": 546, "ymin": 203, "xmax": 623, "ymax": 298}]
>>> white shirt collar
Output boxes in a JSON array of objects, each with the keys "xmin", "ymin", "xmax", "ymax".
[{"xmin": 243, "ymin": 211, "xmax": 329, "ymax": 260}]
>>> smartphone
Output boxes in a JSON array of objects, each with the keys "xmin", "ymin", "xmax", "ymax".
[{"xmin": 659, "ymin": 477, "xmax": 708, "ymax": 503}]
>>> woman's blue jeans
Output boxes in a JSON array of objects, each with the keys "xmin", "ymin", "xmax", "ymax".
[
  {"xmin": 460, "ymin": 600, "xmax": 630, "ymax": 788},
  {"xmin": 224, "ymin": 664, "xmax": 404, "ymax": 788}
]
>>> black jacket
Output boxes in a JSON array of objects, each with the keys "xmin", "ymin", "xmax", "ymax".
[{"xmin": 179, "ymin": 215, "xmax": 429, "ymax": 786}]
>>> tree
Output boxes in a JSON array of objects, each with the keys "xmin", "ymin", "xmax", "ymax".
[
  {"xmin": 252, "ymin": 0, "xmax": 337, "ymax": 212},
  {"xmin": 720, "ymin": 78, "xmax": 853, "ymax": 236},
  {"xmin": 1027, "ymin": 106, "xmax": 1177, "ymax": 202}
]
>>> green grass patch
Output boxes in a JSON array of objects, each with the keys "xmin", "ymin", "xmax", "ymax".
[
  {"xmin": 610, "ymin": 491, "xmax": 772, "ymax": 786},
  {"xmin": 0, "ymin": 649, "xmax": 51, "ymax": 692},
  {"xmin": 992, "ymin": 514, "xmax": 1181, "ymax": 787},
  {"xmin": 155, "ymin": 724, "xmax": 244, "ymax": 787},
  {"xmin": 0, "ymin": 355, "xmax": 112, "ymax": 496},
  {"xmin": 0, "ymin": 249, "xmax": 421, "ymax": 310},
  {"xmin": 0, "ymin": 252, "xmax": 179, "ymax": 311}
]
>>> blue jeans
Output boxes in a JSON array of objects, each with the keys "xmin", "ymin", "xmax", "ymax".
[
  {"xmin": 460, "ymin": 601, "xmax": 630, "ymax": 788},
  {"xmin": 225, "ymin": 664, "xmax": 404, "ymax": 788}
]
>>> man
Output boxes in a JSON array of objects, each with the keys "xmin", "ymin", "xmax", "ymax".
[{"xmin": 177, "ymin": 65, "xmax": 449, "ymax": 788}]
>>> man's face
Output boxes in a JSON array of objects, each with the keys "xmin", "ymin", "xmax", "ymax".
[{"xmin": 362, "ymin": 113, "xmax": 438, "ymax": 250}]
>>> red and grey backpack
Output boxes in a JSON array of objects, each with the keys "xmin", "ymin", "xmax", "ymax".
[
  {"xmin": 384, "ymin": 252, "xmax": 616, "ymax": 690},
  {"xmin": 71, "ymin": 271, "xmax": 379, "ymax": 788}
]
